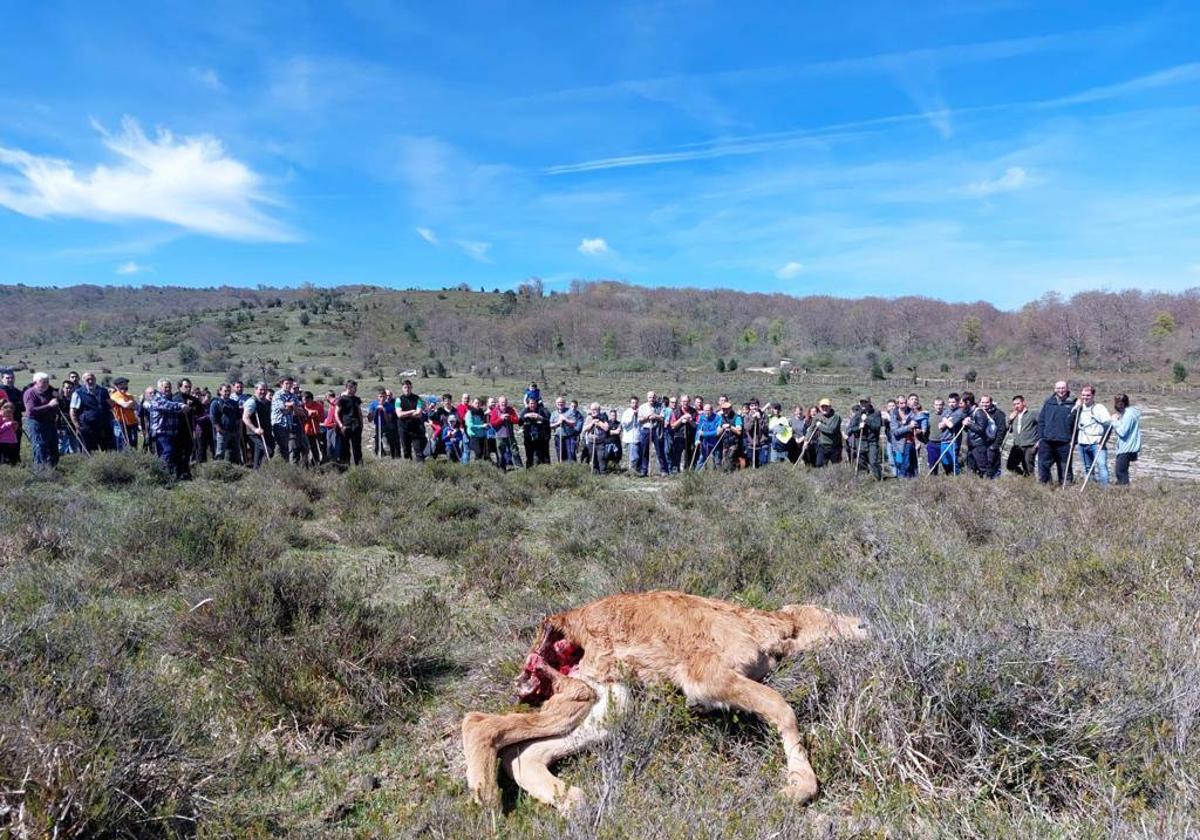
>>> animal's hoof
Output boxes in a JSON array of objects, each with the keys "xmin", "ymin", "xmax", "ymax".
[
  {"xmin": 780, "ymin": 777, "xmax": 819, "ymax": 805},
  {"xmin": 555, "ymin": 786, "xmax": 586, "ymax": 815},
  {"xmin": 470, "ymin": 783, "xmax": 501, "ymax": 811}
]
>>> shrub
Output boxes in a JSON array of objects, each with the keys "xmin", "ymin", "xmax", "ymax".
[
  {"xmin": 965, "ymin": 368, "xmax": 978, "ymax": 383},
  {"xmin": 1173, "ymin": 361, "xmax": 1188, "ymax": 383},
  {"xmin": 715, "ymin": 357, "xmax": 726, "ymax": 372}
]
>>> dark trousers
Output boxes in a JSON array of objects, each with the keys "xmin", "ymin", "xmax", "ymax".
[
  {"xmin": 967, "ymin": 442, "xmax": 992, "ymax": 477},
  {"xmin": 815, "ymin": 443, "xmax": 840, "ymax": 468},
  {"xmin": 250, "ymin": 433, "xmax": 271, "ymax": 468},
  {"xmin": 215, "ymin": 430, "xmax": 243, "ymax": 464},
  {"xmin": 523, "ymin": 433, "xmax": 550, "ymax": 467},
  {"xmin": 156, "ymin": 435, "xmax": 189, "ymax": 479},
  {"xmin": 1115, "ymin": 451, "xmax": 1137, "ymax": 485},
  {"xmin": 1038, "ymin": 439, "xmax": 1074, "ymax": 484},
  {"xmin": 854, "ymin": 438, "xmax": 882, "ymax": 479},
  {"xmin": 339, "ymin": 428, "xmax": 363, "ymax": 465},
  {"xmin": 80, "ymin": 423, "xmax": 115, "ymax": 453},
  {"xmin": 671, "ymin": 433, "xmax": 694, "ymax": 472},
  {"xmin": 1007, "ymin": 444, "xmax": 1037, "ymax": 476},
  {"xmin": 398, "ymin": 426, "xmax": 426, "ymax": 461},
  {"xmin": 0, "ymin": 442, "xmax": 17, "ymax": 465}
]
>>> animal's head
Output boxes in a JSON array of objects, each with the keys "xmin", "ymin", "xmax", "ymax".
[
  {"xmin": 514, "ymin": 624, "xmax": 584, "ymax": 706},
  {"xmin": 780, "ymin": 605, "xmax": 869, "ymax": 647}
]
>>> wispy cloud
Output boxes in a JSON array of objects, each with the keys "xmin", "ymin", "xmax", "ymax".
[
  {"xmin": 0, "ymin": 116, "xmax": 295, "ymax": 242},
  {"xmin": 578, "ymin": 236, "xmax": 610, "ymax": 256},
  {"xmin": 1039, "ymin": 61, "xmax": 1200, "ymax": 107},
  {"xmin": 115, "ymin": 260, "xmax": 151, "ymax": 275},
  {"xmin": 415, "ymin": 226, "xmax": 439, "ymax": 245},
  {"xmin": 456, "ymin": 240, "xmax": 492, "ymax": 262},
  {"xmin": 190, "ymin": 67, "xmax": 225, "ymax": 92},
  {"xmin": 964, "ymin": 166, "xmax": 1031, "ymax": 196},
  {"xmin": 546, "ymin": 60, "xmax": 1200, "ymax": 176},
  {"xmin": 775, "ymin": 261, "xmax": 804, "ymax": 280}
]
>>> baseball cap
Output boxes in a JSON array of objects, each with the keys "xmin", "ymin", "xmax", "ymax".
[{"xmin": 818, "ymin": 398, "xmax": 832, "ymax": 408}]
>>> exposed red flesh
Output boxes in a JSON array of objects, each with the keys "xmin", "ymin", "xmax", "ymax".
[{"xmin": 515, "ymin": 627, "xmax": 584, "ymax": 705}]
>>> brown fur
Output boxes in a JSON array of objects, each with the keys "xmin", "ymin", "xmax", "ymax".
[{"xmin": 462, "ymin": 590, "xmax": 868, "ymax": 812}]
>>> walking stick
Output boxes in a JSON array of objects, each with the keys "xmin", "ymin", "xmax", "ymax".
[
  {"xmin": 852, "ymin": 415, "xmax": 866, "ymax": 474},
  {"xmin": 1079, "ymin": 424, "xmax": 1114, "ymax": 492},
  {"xmin": 924, "ymin": 425, "xmax": 966, "ymax": 478},
  {"xmin": 696, "ymin": 429, "xmax": 726, "ymax": 471},
  {"xmin": 793, "ymin": 424, "xmax": 818, "ymax": 469},
  {"xmin": 1061, "ymin": 401, "xmax": 1083, "ymax": 488},
  {"xmin": 59, "ymin": 408, "xmax": 91, "ymax": 457}
]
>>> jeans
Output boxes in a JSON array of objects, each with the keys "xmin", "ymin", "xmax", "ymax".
[
  {"xmin": 338, "ymin": 427, "xmax": 363, "ymax": 465},
  {"xmin": 113, "ymin": 421, "xmax": 138, "ymax": 451},
  {"xmin": 156, "ymin": 434, "xmax": 189, "ymax": 478},
  {"xmin": 697, "ymin": 437, "xmax": 720, "ymax": 468},
  {"xmin": 553, "ymin": 435, "xmax": 577, "ymax": 462},
  {"xmin": 214, "ymin": 429, "xmax": 243, "ymax": 464},
  {"xmin": 892, "ymin": 442, "xmax": 916, "ymax": 478},
  {"xmin": 1077, "ymin": 443, "xmax": 1109, "ymax": 486},
  {"xmin": 29, "ymin": 420, "xmax": 59, "ymax": 468},
  {"xmin": 272, "ymin": 423, "xmax": 301, "ymax": 463},
  {"xmin": 770, "ymin": 445, "xmax": 789, "ymax": 464},
  {"xmin": 398, "ymin": 426, "xmax": 426, "ymax": 461},
  {"xmin": 250, "ymin": 433, "xmax": 271, "ymax": 468}
]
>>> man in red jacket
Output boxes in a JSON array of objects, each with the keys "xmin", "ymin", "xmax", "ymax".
[{"xmin": 489, "ymin": 395, "xmax": 520, "ymax": 470}]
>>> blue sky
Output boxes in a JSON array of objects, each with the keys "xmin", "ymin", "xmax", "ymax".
[{"xmin": 1, "ymin": 1, "xmax": 1198, "ymax": 307}]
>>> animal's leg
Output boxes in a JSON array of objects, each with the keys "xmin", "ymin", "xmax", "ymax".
[
  {"xmin": 462, "ymin": 672, "xmax": 596, "ymax": 809},
  {"xmin": 500, "ymin": 682, "xmax": 630, "ymax": 813},
  {"xmin": 710, "ymin": 672, "xmax": 820, "ymax": 804}
]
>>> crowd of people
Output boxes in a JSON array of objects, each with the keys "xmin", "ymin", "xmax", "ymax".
[{"xmin": 0, "ymin": 369, "xmax": 1144, "ymax": 486}]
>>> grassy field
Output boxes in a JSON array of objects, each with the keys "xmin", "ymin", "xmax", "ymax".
[{"xmin": 1, "ymin": 453, "xmax": 1197, "ymax": 838}]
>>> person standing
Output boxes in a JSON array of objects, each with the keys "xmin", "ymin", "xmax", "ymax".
[
  {"xmin": 394, "ymin": 380, "xmax": 427, "ymax": 461},
  {"xmin": 850, "ymin": 396, "xmax": 882, "ymax": 479},
  {"xmin": 465, "ymin": 396, "xmax": 490, "ymax": 463},
  {"xmin": 489, "ymin": 396, "xmax": 520, "ymax": 470},
  {"xmin": 813, "ymin": 399, "xmax": 842, "ymax": 468},
  {"xmin": 270, "ymin": 377, "xmax": 304, "ymax": 463},
  {"xmin": 1075, "ymin": 385, "xmax": 1111, "ymax": 487},
  {"xmin": 669, "ymin": 394, "xmax": 697, "ymax": 472},
  {"xmin": 550, "ymin": 396, "xmax": 580, "ymax": 463},
  {"xmin": 210, "ymin": 383, "xmax": 243, "ymax": 464},
  {"xmin": 0, "ymin": 401, "xmax": 18, "ymax": 465},
  {"xmin": 369, "ymin": 388, "xmax": 400, "ymax": 458},
  {"xmin": 242, "ymin": 382, "xmax": 274, "ymax": 469},
  {"xmin": 620, "ymin": 396, "xmax": 641, "ymax": 472},
  {"xmin": 1038, "ymin": 380, "xmax": 1077, "ymax": 484},
  {"xmin": 109, "ymin": 377, "xmax": 139, "ymax": 451},
  {"xmin": 520, "ymin": 396, "xmax": 551, "ymax": 467},
  {"xmin": 1110, "ymin": 394, "xmax": 1141, "ymax": 486},
  {"xmin": 321, "ymin": 390, "xmax": 339, "ymax": 462},
  {"xmin": 302, "ymin": 390, "xmax": 325, "ymax": 465},
  {"xmin": 767, "ymin": 402, "xmax": 793, "ymax": 464},
  {"xmin": 70, "ymin": 371, "xmax": 116, "ymax": 452},
  {"xmin": 335, "ymin": 380, "xmax": 364, "ymax": 466},
  {"xmin": 637, "ymin": 391, "xmax": 670, "ymax": 476},
  {"xmin": 149, "ymin": 379, "xmax": 191, "ymax": 478},
  {"xmin": 1006, "ymin": 396, "xmax": 1039, "ymax": 476},
  {"xmin": 742, "ymin": 398, "xmax": 771, "ymax": 468},
  {"xmin": 22, "ymin": 372, "xmax": 60, "ymax": 468},
  {"xmin": 580, "ymin": 402, "xmax": 610, "ymax": 473},
  {"xmin": 889, "ymin": 398, "xmax": 920, "ymax": 478},
  {"xmin": 980, "ymin": 394, "xmax": 1007, "ymax": 479},
  {"xmin": 0, "ymin": 369, "xmax": 22, "ymax": 463}
]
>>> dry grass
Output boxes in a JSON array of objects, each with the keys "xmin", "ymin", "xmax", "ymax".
[{"xmin": 0, "ymin": 457, "xmax": 1197, "ymax": 838}]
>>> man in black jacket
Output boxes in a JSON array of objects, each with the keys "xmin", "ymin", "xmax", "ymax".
[
  {"xmin": 1, "ymin": 368, "xmax": 24, "ymax": 462},
  {"xmin": 847, "ymin": 396, "xmax": 883, "ymax": 479},
  {"xmin": 981, "ymin": 394, "xmax": 1007, "ymax": 479},
  {"xmin": 520, "ymin": 396, "xmax": 551, "ymax": 467},
  {"xmin": 1038, "ymin": 380, "xmax": 1077, "ymax": 484}
]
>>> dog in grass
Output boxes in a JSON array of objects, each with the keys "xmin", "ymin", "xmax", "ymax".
[{"xmin": 462, "ymin": 590, "xmax": 869, "ymax": 812}]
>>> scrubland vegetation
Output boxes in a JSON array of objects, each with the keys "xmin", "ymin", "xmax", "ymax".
[{"xmin": 1, "ymin": 454, "xmax": 1197, "ymax": 837}]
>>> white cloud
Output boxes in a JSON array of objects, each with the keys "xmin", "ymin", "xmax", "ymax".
[
  {"xmin": 775, "ymin": 261, "xmax": 804, "ymax": 279},
  {"xmin": 578, "ymin": 237, "xmax": 610, "ymax": 256},
  {"xmin": 456, "ymin": 240, "xmax": 492, "ymax": 263},
  {"xmin": 415, "ymin": 226, "xmax": 439, "ymax": 245},
  {"xmin": 191, "ymin": 67, "xmax": 225, "ymax": 92},
  {"xmin": 0, "ymin": 116, "xmax": 294, "ymax": 242},
  {"xmin": 115, "ymin": 261, "xmax": 150, "ymax": 275},
  {"xmin": 964, "ymin": 166, "xmax": 1030, "ymax": 196}
]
